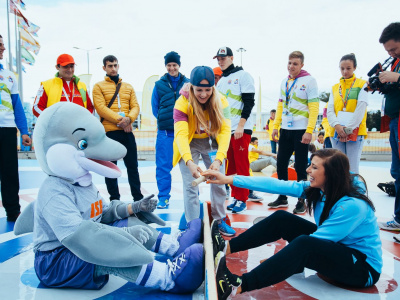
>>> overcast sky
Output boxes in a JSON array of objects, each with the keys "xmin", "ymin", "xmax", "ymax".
[{"xmin": 1, "ymin": 0, "xmax": 399, "ymax": 112}]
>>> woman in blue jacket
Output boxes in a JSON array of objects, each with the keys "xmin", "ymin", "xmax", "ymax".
[{"xmin": 202, "ymin": 149, "xmax": 382, "ymax": 299}]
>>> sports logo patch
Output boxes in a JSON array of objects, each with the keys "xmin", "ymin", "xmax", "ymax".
[
  {"xmin": 8, "ymin": 76, "xmax": 13, "ymax": 83},
  {"xmin": 300, "ymin": 85, "xmax": 306, "ymax": 91},
  {"xmin": 218, "ymin": 47, "xmax": 227, "ymax": 55},
  {"xmin": 228, "ymin": 80, "xmax": 232, "ymax": 84},
  {"xmin": 234, "ymin": 79, "xmax": 239, "ymax": 84},
  {"xmin": 0, "ymin": 75, "xmax": 3, "ymax": 81}
]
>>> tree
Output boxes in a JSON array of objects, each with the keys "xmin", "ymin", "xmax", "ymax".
[
  {"xmin": 319, "ymin": 92, "xmax": 330, "ymax": 103},
  {"xmin": 366, "ymin": 110, "xmax": 381, "ymax": 131}
]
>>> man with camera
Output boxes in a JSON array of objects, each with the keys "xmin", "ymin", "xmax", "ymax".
[{"xmin": 377, "ymin": 22, "xmax": 400, "ymax": 231}]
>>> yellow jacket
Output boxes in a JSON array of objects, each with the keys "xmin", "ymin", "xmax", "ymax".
[
  {"xmin": 248, "ymin": 144, "xmax": 259, "ymax": 164},
  {"xmin": 93, "ymin": 76, "xmax": 140, "ymax": 132},
  {"xmin": 329, "ymin": 75, "xmax": 367, "ymax": 136},
  {"xmin": 321, "ymin": 103, "xmax": 332, "ymax": 138},
  {"xmin": 173, "ymin": 94, "xmax": 231, "ymax": 166},
  {"xmin": 267, "ymin": 118, "xmax": 280, "ymax": 141},
  {"xmin": 42, "ymin": 76, "xmax": 87, "ymax": 108}
]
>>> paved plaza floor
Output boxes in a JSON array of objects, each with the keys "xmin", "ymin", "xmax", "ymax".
[{"xmin": 0, "ymin": 159, "xmax": 399, "ymax": 299}]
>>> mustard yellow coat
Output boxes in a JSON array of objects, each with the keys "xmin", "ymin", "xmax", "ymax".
[{"xmin": 93, "ymin": 76, "xmax": 140, "ymax": 132}]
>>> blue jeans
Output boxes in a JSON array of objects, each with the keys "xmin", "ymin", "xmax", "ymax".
[
  {"xmin": 270, "ymin": 140, "xmax": 277, "ymax": 154},
  {"xmin": 155, "ymin": 129, "xmax": 174, "ymax": 201},
  {"xmin": 389, "ymin": 118, "xmax": 400, "ymax": 223}
]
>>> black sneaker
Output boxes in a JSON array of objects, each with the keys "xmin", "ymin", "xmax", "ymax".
[
  {"xmin": 211, "ymin": 220, "xmax": 226, "ymax": 258},
  {"xmin": 293, "ymin": 199, "xmax": 306, "ymax": 214},
  {"xmin": 215, "ymin": 252, "xmax": 242, "ymax": 300},
  {"xmin": 268, "ymin": 195, "xmax": 288, "ymax": 208}
]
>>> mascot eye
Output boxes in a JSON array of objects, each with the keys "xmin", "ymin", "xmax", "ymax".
[{"xmin": 77, "ymin": 139, "xmax": 88, "ymax": 150}]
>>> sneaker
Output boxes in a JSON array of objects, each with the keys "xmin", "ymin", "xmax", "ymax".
[
  {"xmin": 268, "ymin": 196, "xmax": 288, "ymax": 208},
  {"xmin": 167, "ymin": 243, "xmax": 205, "ymax": 294},
  {"xmin": 248, "ymin": 192, "xmax": 264, "ymax": 202},
  {"xmin": 175, "ymin": 218, "xmax": 202, "ymax": 257},
  {"xmin": 378, "ymin": 218, "xmax": 400, "ymax": 231},
  {"xmin": 232, "ymin": 201, "xmax": 247, "ymax": 214},
  {"xmin": 227, "ymin": 199, "xmax": 237, "ymax": 211},
  {"xmin": 211, "ymin": 219, "xmax": 227, "ymax": 258},
  {"xmin": 218, "ymin": 218, "xmax": 236, "ymax": 237},
  {"xmin": 215, "ymin": 252, "xmax": 242, "ymax": 300},
  {"xmin": 293, "ymin": 199, "xmax": 306, "ymax": 214},
  {"xmin": 157, "ymin": 199, "xmax": 169, "ymax": 209}
]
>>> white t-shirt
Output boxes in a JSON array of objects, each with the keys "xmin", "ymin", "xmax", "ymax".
[
  {"xmin": 314, "ymin": 139, "xmax": 324, "ymax": 150},
  {"xmin": 217, "ymin": 69, "xmax": 255, "ymax": 132},
  {"xmin": 279, "ymin": 75, "xmax": 318, "ymax": 130},
  {"xmin": 0, "ymin": 68, "xmax": 18, "ymax": 127}
]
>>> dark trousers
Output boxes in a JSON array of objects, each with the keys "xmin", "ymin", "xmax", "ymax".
[
  {"xmin": 389, "ymin": 118, "xmax": 400, "ymax": 223},
  {"xmin": 105, "ymin": 130, "xmax": 143, "ymax": 201},
  {"xmin": 277, "ymin": 129, "xmax": 308, "ymax": 198},
  {"xmin": 0, "ymin": 128, "xmax": 20, "ymax": 216},
  {"xmin": 229, "ymin": 210, "xmax": 380, "ymax": 292}
]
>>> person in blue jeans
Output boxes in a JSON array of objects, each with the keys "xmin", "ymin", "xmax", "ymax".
[
  {"xmin": 203, "ymin": 149, "xmax": 382, "ymax": 299},
  {"xmin": 152, "ymin": 51, "xmax": 189, "ymax": 208},
  {"xmin": 376, "ymin": 22, "xmax": 400, "ymax": 231}
]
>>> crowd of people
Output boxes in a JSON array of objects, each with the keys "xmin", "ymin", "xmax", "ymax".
[{"xmin": 1, "ymin": 21, "xmax": 400, "ymax": 298}]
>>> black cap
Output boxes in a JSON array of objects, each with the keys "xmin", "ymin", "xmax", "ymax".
[
  {"xmin": 164, "ymin": 51, "xmax": 181, "ymax": 66},
  {"xmin": 213, "ymin": 47, "xmax": 233, "ymax": 59}
]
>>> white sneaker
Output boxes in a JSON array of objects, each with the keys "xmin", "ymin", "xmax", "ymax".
[{"xmin": 379, "ymin": 218, "xmax": 400, "ymax": 231}]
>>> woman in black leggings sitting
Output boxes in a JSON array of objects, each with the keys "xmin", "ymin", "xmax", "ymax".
[{"xmin": 202, "ymin": 149, "xmax": 382, "ymax": 299}]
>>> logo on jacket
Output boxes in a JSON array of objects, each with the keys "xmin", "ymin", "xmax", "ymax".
[
  {"xmin": 8, "ymin": 76, "xmax": 13, "ymax": 83},
  {"xmin": 234, "ymin": 79, "xmax": 239, "ymax": 84},
  {"xmin": 228, "ymin": 80, "xmax": 232, "ymax": 85},
  {"xmin": 300, "ymin": 85, "xmax": 306, "ymax": 91},
  {"xmin": 0, "ymin": 75, "xmax": 3, "ymax": 81}
]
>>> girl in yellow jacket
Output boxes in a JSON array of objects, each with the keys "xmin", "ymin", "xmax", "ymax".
[
  {"xmin": 327, "ymin": 53, "xmax": 368, "ymax": 173},
  {"xmin": 173, "ymin": 66, "xmax": 235, "ymax": 236}
]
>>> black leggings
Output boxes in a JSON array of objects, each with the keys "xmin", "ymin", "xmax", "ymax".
[{"xmin": 229, "ymin": 210, "xmax": 380, "ymax": 293}]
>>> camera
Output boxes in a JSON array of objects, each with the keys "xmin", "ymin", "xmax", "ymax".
[{"xmin": 365, "ymin": 57, "xmax": 398, "ymax": 94}]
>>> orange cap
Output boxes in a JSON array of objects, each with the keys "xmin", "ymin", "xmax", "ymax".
[
  {"xmin": 57, "ymin": 54, "xmax": 75, "ymax": 66},
  {"xmin": 213, "ymin": 67, "xmax": 222, "ymax": 76}
]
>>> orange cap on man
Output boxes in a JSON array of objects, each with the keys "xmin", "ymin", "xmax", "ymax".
[
  {"xmin": 213, "ymin": 67, "xmax": 222, "ymax": 76},
  {"xmin": 57, "ymin": 54, "xmax": 75, "ymax": 66}
]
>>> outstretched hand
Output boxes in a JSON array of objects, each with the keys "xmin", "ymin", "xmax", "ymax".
[
  {"xmin": 131, "ymin": 194, "xmax": 157, "ymax": 213},
  {"xmin": 201, "ymin": 170, "xmax": 234, "ymax": 185}
]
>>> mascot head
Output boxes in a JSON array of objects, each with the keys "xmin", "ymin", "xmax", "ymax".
[{"xmin": 33, "ymin": 102, "xmax": 127, "ymax": 186}]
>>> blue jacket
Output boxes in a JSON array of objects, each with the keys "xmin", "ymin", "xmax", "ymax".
[
  {"xmin": 232, "ymin": 175, "xmax": 383, "ymax": 274},
  {"xmin": 151, "ymin": 73, "xmax": 188, "ymax": 131}
]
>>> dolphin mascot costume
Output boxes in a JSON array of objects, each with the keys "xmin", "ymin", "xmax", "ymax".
[{"xmin": 14, "ymin": 102, "xmax": 204, "ymax": 293}]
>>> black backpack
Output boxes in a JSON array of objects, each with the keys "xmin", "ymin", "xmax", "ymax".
[{"xmin": 377, "ymin": 182, "xmax": 396, "ymax": 197}]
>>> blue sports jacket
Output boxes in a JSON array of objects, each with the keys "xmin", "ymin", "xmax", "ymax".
[{"xmin": 151, "ymin": 73, "xmax": 188, "ymax": 131}]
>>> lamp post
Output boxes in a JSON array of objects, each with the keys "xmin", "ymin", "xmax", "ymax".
[
  {"xmin": 236, "ymin": 47, "xmax": 246, "ymax": 66},
  {"xmin": 73, "ymin": 46, "xmax": 102, "ymax": 74}
]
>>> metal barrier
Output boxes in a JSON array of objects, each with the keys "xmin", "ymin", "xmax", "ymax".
[{"xmin": 17, "ymin": 130, "xmax": 392, "ymax": 159}]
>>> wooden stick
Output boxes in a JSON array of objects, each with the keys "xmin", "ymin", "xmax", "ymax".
[{"xmin": 191, "ymin": 175, "xmax": 206, "ymax": 187}]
